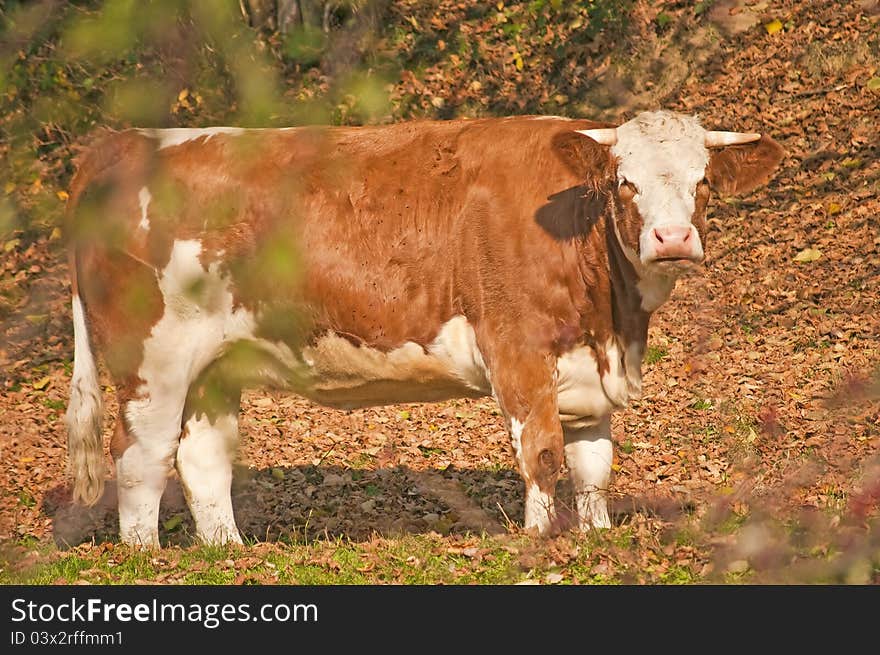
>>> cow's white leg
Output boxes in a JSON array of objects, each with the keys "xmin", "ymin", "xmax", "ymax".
[
  {"xmin": 563, "ymin": 416, "xmax": 613, "ymax": 530},
  {"xmin": 175, "ymin": 372, "xmax": 243, "ymax": 545},
  {"xmin": 115, "ymin": 396, "xmax": 185, "ymax": 547},
  {"xmin": 176, "ymin": 414, "xmax": 242, "ymax": 545}
]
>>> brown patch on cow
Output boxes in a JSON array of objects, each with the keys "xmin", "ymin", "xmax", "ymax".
[
  {"xmin": 612, "ymin": 183, "xmax": 643, "ymax": 256},
  {"xmin": 486, "ymin": 347, "xmax": 564, "ymax": 493},
  {"xmin": 110, "ymin": 414, "xmax": 135, "ymax": 459},
  {"xmin": 691, "ymin": 179, "xmax": 711, "ymax": 241},
  {"xmin": 707, "ymin": 135, "xmax": 786, "ymax": 195},
  {"xmin": 605, "ymin": 210, "xmax": 651, "ymax": 372},
  {"xmin": 76, "ymin": 247, "xmax": 164, "ymax": 382},
  {"xmin": 552, "ymin": 322, "xmax": 581, "ymax": 355},
  {"xmin": 550, "ymin": 128, "xmax": 616, "ymax": 189}
]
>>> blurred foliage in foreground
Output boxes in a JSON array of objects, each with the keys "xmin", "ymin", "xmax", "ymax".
[{"xmin": 0, "ymin": 0, "xmax": 727, "ymax": 241}]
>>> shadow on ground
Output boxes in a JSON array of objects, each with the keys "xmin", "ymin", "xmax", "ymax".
[{"xmin": 41, "ymin": 464, "xmax": 695, "ymax": 548}]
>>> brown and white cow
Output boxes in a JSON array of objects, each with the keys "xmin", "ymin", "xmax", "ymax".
[{"xmin": 64, "ymin": 111, "xmax": 783, "ymax": 546}]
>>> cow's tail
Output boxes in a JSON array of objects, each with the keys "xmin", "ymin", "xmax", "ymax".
[
  {"xmin": 64, "ymin": 132, "xmax": 116, "ymax": 506},
  {"xmin": 65, "ymin": 261, "xmax": 106, "ymax": 506}
]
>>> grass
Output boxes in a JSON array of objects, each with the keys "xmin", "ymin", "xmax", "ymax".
[
  {"xmin": 3, "ymin": 507, "xmax": 876, "ymax": 585},
  {"xmin": 644, "ymin": 345, "xmax": 668, "ymax": 365},
  {"xmin": 0, "ymin": 526, "xmax": 714, "ymax": 586},
  {"xmin": 1, "ymin": 535, "xmax": 526, "ymax": 585}
]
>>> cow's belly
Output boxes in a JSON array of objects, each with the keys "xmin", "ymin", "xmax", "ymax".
[
  {"xmin": 556, "ymin": 342, "xmax": 631, "ymax": 428},
  {"xmin": 295, "ymin": 316, "xmax": 492, "ymax": 409}
]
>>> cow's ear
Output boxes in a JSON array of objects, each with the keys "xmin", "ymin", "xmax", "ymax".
[
  {"xmin": 551, "ymin": 131, "xmax": 615, "ymax": 183},
  {"xmin": 706, "ymin": 135, "xmax": 785, "ymax": 195}
]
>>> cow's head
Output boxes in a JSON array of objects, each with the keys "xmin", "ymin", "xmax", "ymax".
[{"xmin": 578, "ymin": 110, "xmax": 784, "ymax": 275}]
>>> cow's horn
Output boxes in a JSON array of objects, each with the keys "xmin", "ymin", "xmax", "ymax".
[
  {"xmin": 576, "ymin": 128, "xmax": 618, "ymax": 146},
  {"xmin": 704, "ymin": 131, "xmax": 761, "ymax": 147}
]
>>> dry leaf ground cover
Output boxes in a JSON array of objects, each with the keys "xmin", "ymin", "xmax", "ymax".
[{"xmin": 0, "ymin": 0, "xmax": 878, "ymax": 584}]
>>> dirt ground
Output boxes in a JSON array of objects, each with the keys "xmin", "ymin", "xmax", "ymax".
[{"xmin": 1, "ymin": 0, "xmax": 878, "ymax": 581}]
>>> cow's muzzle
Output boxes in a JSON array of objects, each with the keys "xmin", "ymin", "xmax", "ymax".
[{"xmin": 643, "ymin": 224, "xmax": 704, "ymax": 265}]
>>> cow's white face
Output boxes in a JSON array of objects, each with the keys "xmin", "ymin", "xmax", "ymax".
[
  {"xmin": 577, "ymin": 111, "xmax": 768, "ymax": 281},
  {"xmin": 611, "ymin": 112, "xmax": 709, "ymax": 270}
]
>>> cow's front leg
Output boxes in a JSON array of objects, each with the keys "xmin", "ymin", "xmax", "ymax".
[
  {"xmin": 491, "ymin": 353, "xmax": 564, "ymax": 534},
  {"xmin": 563, "ymin": 416, "xmax": 613, "ymax": 530}
]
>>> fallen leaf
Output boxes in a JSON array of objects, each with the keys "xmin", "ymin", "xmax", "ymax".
[
  {"xmin": 764, "ymin": 19, "xmax": 783, "ymax": 34},
  {"xmin": 163, "ymin": 515, "xmax": 183, "ymax": 531},
  {"xmin": 793, "ymin": 248, "xmax": 822, "ymax": 263},
  {"xmin": 32, "ymin": 376, "xmax": 52, "ymax": 390}
]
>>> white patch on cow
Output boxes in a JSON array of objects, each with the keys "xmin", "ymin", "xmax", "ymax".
[
  {"xmin": 427, "ymin": 315, "xmax": 491, "ymax": 392},
  {"xmin": 176, "ymin": 413, "xmax": 243, "ymax": 545},
  {"xmin": 137, "ymin": 186, "xmax": 152, "ymax": 231},
  {"xmin": 611, "ymin": 111, "xmax": 708, "ymax": 265},
  {"xmin": 115, "ymin": 439, "xmax": 173, "ymax": 547},
  {"xmin": 523, "ymin": 484, "xmax": 555, "ymax": 533},
  {"xmin": 138, "ymin": 127, "xmax": 246, "ymax": 150},
  {"xmin": 298, "ymin": 315, "xmax": 491, "ymax": 408},
  {"xmin": 637, "ymin": 274, "xmax": 676, "ymax": 312},
  {"xmin": 563, "ymin": 419, "xmax": 612, "ymax": 530},
  {"xmin": 509, "ymin": 418, "xmax": 525, "ymax": 470},
  {"xmin": 118, "ymin": 238, "xmax": 256, "ymax": 546},
  {"xmin": 556, "ymin": 339, "xmax": 629, "ymax": 427},
  {"xmin": 530, "ymin": 115, "xmax": 571, "ymax": 121}
]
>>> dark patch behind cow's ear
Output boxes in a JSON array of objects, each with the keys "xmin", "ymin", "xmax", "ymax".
[
  {"xmin": 706, "ymin": 135, "xmax": 785, "ymax": 195},
  {"xmin": 551, "ymin": 131, "xmax": 615, "ymax": 187}
]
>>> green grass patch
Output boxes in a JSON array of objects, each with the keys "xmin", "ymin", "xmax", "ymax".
[
  {"xmin": 644, "ymin": 345, "xmax": 668, "ymax": 365},
  {"xmin": 1, "ymin": 534, "xmax": 530, "ymax": 586},
  {"xmin": 690, "ymin": 398, "xmax": 713, "ymax": 410}
]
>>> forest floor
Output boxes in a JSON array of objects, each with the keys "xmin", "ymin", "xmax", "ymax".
[{"xmin": 0, "ymin": 0, "xmax": 878, "ymax": 584}]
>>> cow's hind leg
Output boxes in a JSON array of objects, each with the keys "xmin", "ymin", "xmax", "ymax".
[
  {"xmin": 113, "ymin": 389, "xmax": 186, "ymax": 548},
  {"xmin": 176, "ymin": 367, "xmax": 243, "ymax": 545},
  {"xmin": 563, "ymin": 417, "xmax": 612, "ymax": 530}
]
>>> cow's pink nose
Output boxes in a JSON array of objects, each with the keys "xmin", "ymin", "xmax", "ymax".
[{"xmin": 650, "ymin": 225, "xmax": 698, "ymax": 260}]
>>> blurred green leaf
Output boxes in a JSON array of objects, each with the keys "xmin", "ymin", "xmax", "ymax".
[{"xmin": 283, "ymin": 24, "xmax": 328, "ymax": 66}]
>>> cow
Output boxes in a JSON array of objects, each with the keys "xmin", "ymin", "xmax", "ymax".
[{"xmin": 63, "ymin": 110, "xmax": 784, "ymax": 546}]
